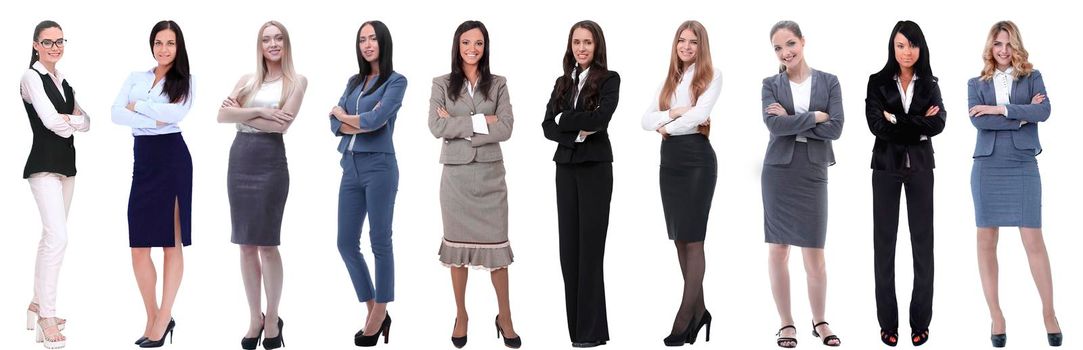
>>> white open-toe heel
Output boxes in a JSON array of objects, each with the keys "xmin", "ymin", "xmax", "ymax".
[
  {"xmin": 27, "ymin": 303, "xmax": 65, "ymax": 332},
  {"xmin": 36, "ymin": 317, "xmax": 66, "ymax": 349}
]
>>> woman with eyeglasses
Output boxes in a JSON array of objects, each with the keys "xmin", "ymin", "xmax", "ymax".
[
  {"xmin": 111, "ymin": 20, "xmax": 194, "ymax": 348},
  {"xmin": 217, "ymin": 20, "xmax": 307, "ymax": 350},
  {"xmin": 20, "ymin": 19, "xmax": 89, "ymax": 350},
  {"xmin": 329, "ymin": 20, "xmax": 406, "ymax": 347}
]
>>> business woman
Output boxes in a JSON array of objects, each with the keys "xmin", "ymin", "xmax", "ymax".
[
  {"xmin": 330, "ymin": 20, "xmax": 406, "ymax": 348},
  {"xmin": 111, "ymin": 20, "xmax": 194, "ymax": 348},
  {"xmin": 21, "ymin": 20, "xmax": 88, "ymax": 349},
  {"xmin": 217, "ymin": 20, "xmax": 308, "ymax": 350},
  {"xmin": 640, "ymin": 20, "xmax": 719, "ymax": 347},
  {"xmin": 865, "ymin": 20, "xmax": 945, "ymax": 347},
  {"xmin": 761, "ymin": 20, "xmax": 843, "ymax": 348},
  {"xmin": 428, "ymin": 20, "xmax": 520, "ymax": 349},
  {"xmin": 542, "ymin": 20, "xmax": 619, "ymax": 348},
  {"xmin": 968, "ymin": 21, "xmax": 1061, "ymax": 348}
]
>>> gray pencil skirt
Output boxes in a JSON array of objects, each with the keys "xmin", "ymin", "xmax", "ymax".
[
  {"xmin": 227, "ymin": 132, "xmax": 289, "ymax": 246},
  {"xmin": 761, "ymin": 142, "xmax": 829, "ymax": 248}
]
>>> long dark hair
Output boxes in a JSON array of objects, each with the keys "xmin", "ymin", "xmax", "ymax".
[
  {"xmin": 149, "ymin": 20, "xmax": 191, "ymax": 103},
  {"xmin": 349, "ymin": 20, "xmax": 394, "ymax": 97},
  {"xmin": 448, "ymin": 20, "xmax": 492, "ymax": 102},
  {"xmin": 549, "ymin": 20, "xmax": 609, "ymax": 112},
  {"xmin": 876, "ymin": 20, "xmax": 934, "ymax": 79},
  {"xmin": 29, "ymin": 20, "xmax": 62, "ymax": 68}
]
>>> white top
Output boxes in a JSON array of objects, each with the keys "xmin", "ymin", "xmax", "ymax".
[
  {"xmin": 465, "ymin": 79, "xmax": 489, "ymax": 136},
  {"xmin": 891, "ymin": 74, "xmax": 927, "ymax": 141},
  {"xmin": 994, "ymin": 67, "xmax": 1013, "ymax": 108},
  {"xmin": 239, "ymin": 79, "xmax": 283, "ymax": 133},
  {"xmin": 20, "ymin": 61, "xmax": 90, "ymax": 138},
  {"xmin": 554, "ymin": 67, "xmax": 592, "ymax": 142},
  {"xmin": 789, "ymin": 75, "xmax": 812, "ymax": 142},
  {"xmin": 111, "ymin": 68, "xmax": 195, "ymax": 136},
  {"xmin": 641, "ymin": 64, "xmax": 723, "ymax": 136}
]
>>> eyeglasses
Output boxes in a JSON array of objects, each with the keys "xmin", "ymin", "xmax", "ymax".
[{"xmin": 38, "ymin": 38, "xmax": 66, "ymax": 49}]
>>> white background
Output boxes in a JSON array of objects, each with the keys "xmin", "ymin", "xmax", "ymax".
[{"xmin": 0, "ymin": 0, "xmax": 1078, "ymax": 349}]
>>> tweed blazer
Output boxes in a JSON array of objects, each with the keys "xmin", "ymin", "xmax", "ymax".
[{"xmin": 428, "ymin": 74, "xmax": 513, "ymax": 164}]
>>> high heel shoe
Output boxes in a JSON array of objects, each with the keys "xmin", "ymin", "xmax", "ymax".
[
  {"xmin": 27, "ymin": 303, "xmax": 65, "ymax": 331},
  {"xmin": 663, "ymin": 317, "xmax": 694, "ymax": 347},
  {"xmin": 495, "ymin": 315, "xmax": 521, "ymax": 349},
  {"xmin": 991, "ymin": 333, "xmax": 1006, "ymax": 348},
  {"xmin": 776, "ymin": 325, "xmax": 797, "ymax": 348},
  {"xmin": 911, "ymin": 329, "xmax": 929, "ymax": 346},
  {"xmin": 880, "ymin": 329, "xmax": 898, "ymax": 347},
  {"xmin": 242, "ymin": 314, "xmax": 265, "ymax": 350},
  {"xmin": 451, "ymin": 317, "xmax": 467, "ymax": 348},
  {"xmin": 139, "ymin": 319, "xmax": 176, "ymax": 348},
  {"xmin": 354, "ymin": 313, "xmax": 391, "ymax": 347},
  {"xmin": 1048, "ymin": 332, "xmax": 1063, "ymax": 347},
  {"xmin": 135, "ymin": 337, "xmax": 148, "ymax": 345},
  {"xmin": 811, "ymin": 321, "xmax": 840, "ymax": 347},
  {"xmin": 687, "ymin": 310, "xmax": 712, "ymax": 344},
  {"xmin": 262, "ymin": 317, "xmax": 284, "ymax": 349},
  {"xmin": 36, "ymin": 317, "xmax": 66, "ymax": 349}
]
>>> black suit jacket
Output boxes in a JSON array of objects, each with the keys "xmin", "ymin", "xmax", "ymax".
[
  {"xmin": 864, "ymin": 73, "xmax": 946, "ymax": 171},
  {"xmin": 542, "ymin": 70, "xmax": 620, "ymax": 164}
]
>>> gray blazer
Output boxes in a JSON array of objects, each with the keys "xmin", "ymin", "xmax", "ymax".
[
  {"xmin": 967, "ymin": 70, "xmax": 1049, "ymax": 157},
  {"xmin": 761, "ymin": 69, "xmax": 844, "ymax": 165},
  {"xmin": 428, "ymin": 74, "xmax": 514, "ymax": 164}
]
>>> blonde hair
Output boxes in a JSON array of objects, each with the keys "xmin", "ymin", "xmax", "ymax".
[
  {"xmin": 659, "ymin": 20, "xmax": 713, "ymax": 110},
  {"xmin": 980, "ymin": 21, "xmax": 1033, "ymax": 81},
  {"xmin": 237, "ymin": 21, "xmax": 299, "ymax": 106}
]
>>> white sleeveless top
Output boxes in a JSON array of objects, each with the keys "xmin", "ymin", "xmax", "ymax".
[{"xmin": 238, "ymin": 79, "xmax": 283, "ymax": 133}]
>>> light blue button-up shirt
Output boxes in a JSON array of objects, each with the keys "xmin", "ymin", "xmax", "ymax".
[{"xmin": 111, "ymin": 69, "xmax": 194, "ymax": 135}]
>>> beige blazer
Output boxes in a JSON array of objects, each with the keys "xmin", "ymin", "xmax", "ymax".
[{"xmin": 428, "ymin": 74, "xmax": 513, "ymax": 164}]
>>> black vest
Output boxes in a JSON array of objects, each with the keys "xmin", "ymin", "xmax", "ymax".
[{"xmin": 23, "ymin": 70, "xmax": 77, "ymax": 178}]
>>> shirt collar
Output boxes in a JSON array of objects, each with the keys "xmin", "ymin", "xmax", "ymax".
[
  {"xmin": 575, "ymin": 66, "xmax": 591, "ymax": 82},
  {"xmin": 31, "ymin": 61, "xmax": 63, "ymax": 81},
  {"xmin": 893, "ymin": 73, "xmax": 918, "ymax": 83},
  {"xmin": 995, "ymin": 67, "xmax": 1014, "ymax": 78}
]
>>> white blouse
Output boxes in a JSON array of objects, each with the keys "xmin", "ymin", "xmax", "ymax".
[
  {"xmin": 19, "ymin": 61, "xmax": 90, "ymax": 138},
  {"xmin": 994, "ymin": 67, "xmax": 1013, "ymax": 107},
  {"xmin": 789, "ymin": 76, "xmax": 812, "ymax": 142},
  {"xmin": 641, "ymin": 64, "xmax": 723, "ymax": 136},
  {"xmin": 111, "ymin": 68, "xmax": 195, "ymax": 136}
]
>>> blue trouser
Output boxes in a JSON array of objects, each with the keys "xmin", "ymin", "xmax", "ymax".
[{"xmin": 337, "ymin": 151, "xmax": 398, "ymax": 303}]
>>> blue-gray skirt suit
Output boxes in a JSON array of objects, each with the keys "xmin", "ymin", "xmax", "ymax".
[{"xmin": 968, "ymin": 70, "xmax": 1050, "ymax": 228}]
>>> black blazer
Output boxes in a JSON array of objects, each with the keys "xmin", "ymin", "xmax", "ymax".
[
  {"xmin": 542, "ymin": 70, "xmax": 620, "ymax": 164},
  {"xmin": 864, "ymin": 73, "xmax": 946, "ymax": 171}
]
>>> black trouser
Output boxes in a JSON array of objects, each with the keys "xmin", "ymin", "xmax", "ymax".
[
  {"xmin": 556, "ymin": 162, "xmax": 613, "ymax": 343},
  {"xmin": 872, "ymin": 169, "xmax": 934, "ymax": 332}
]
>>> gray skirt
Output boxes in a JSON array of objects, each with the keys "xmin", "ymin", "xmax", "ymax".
[
  {"xmin": 971, "ymin": 132, "xmax": 1041, "ymax": 228},
  {"xmin": 438, "ymin": 161, "xmax": 513, "ymax": 270},
  {"xmin": 227, "ymin": 132, "xmax": 289, "ymax": 246},
  {"xmin": 761, "ymin": 142, "xmax": 829, "ymax": 248}
]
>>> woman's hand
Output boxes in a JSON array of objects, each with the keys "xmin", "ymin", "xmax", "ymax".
[
  {"xmin": 436, "ymin": 107, "xmax": 450, "ymax": 118},
  {"xmin": 814, "ymin": 111, "xmax": 829, "ymax": 123},
  {"xmin": 1031, "ymin": 93, "xmax": 1046, "ymax": 105},
  {"xmin": 968, "ymin": 105, "xmax": 1001, "ymax": 117},
  {"xmin": 765, "ymin": 103, "xmax": 786, "ymax": 117},
  {"xmin": 669, "ymin": 106, "xmax": 692, "ymax": 119},
  {"xmin": 127, "ymin": 101, "xmax": 137, "ymax": 112},
  {"xmin": 330, "ymin": 106, "xmax": 346, "ymax": 120},
  {"xmin": 268, "ymin": 109, "xmax": 295, "ymax": 125},
  {"xmin": 924, "ymin": 105, "xmax": 941, "ymax": 117},
  {"xmin": 221, "ymin": 97, "xmax": 239, "ymax": 108},
  {"xmin": 485, "ymin": 115, "xmax": 498, "ymax": 124}
]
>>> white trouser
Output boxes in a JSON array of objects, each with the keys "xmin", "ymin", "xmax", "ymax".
[{"xmin": 28, "ymin": 173, "xmax": 74, "ymax": 318}]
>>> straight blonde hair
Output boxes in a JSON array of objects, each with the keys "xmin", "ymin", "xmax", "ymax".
[
  {"xmin": 237, "ymin": 21, "xmax": 299, "ymax": 106},
  {"xmin": 659, "ymin": 20, "xmax": 713, "ymax": 110},
  {"xmin": 980, "ymin": 21, "xmax": 1033, "ymax": 81}
]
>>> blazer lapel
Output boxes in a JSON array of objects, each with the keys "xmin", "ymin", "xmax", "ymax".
[
  {"xmin": 1009, "ymin": 75, "xmax": 1027, "ymax": 105},
  {"xmin": 778, "ymin": 74, "xmax": 795, "ymax": 114},
  {"xmin": 809, "ymin": 70, "xmax": 825, "ymax": 112},
  {"xmin": 908, "ymin": 78, "xmax": 927, "ymax": 114},
  {"xmin": 879, "ymin": 79, "xmax": 903, "ymax": 114}
]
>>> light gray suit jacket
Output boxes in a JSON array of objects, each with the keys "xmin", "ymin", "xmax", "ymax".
[
  {"xmin": 428, "ymin": 74, "xmax": 514, "ymax": 164},
  {"xmin": 761, "ymin": 69, "xmax": 844, "ymax": 165}
]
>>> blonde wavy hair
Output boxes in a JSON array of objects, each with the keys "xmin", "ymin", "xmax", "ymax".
[
  {"xmin": 659, "ymin": 20, "xmax": 713, "ymax": 110},
  {"xmin": 237, "ymin": 21, "xmax": 299, "ymax": 106},
  {"xmin": 980, "ymin": 21, "xmax": 1033, "ymax": 81}
]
